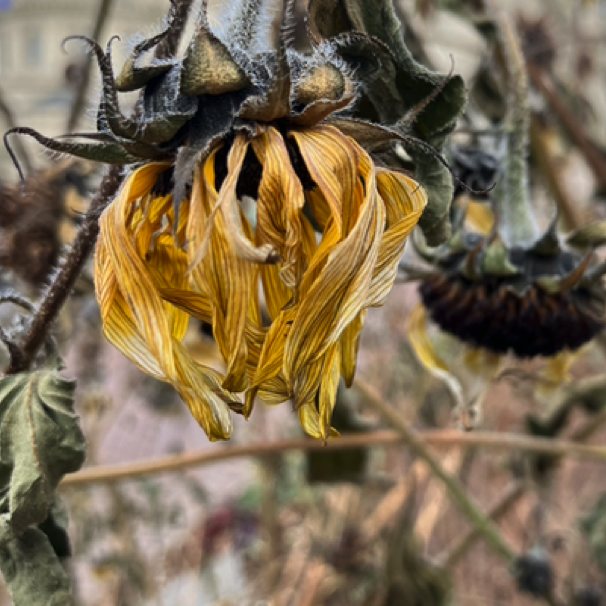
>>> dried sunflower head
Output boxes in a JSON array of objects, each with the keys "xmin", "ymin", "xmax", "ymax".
[
  {"xmin": 400, "ymin": 5, "xmax": 606, "ymax": 423},
  {"xmin": 0, "ymin": 162, "xmax": 90, "ymax": 288},
  {"xmin": 402, "ymin": 159, "xmax": 606, "ymax": 425},
  {"xmin": 416, "ymin": 203, "xmax": 606, "ymax": 359},
  {"xmin": 6, "ymin": 0, "xmax": 457, "ymax": 440}
]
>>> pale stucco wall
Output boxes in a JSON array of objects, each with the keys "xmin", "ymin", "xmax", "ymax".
[{"xmin": 0, "ymin": 0, "xmax": 169, "ymax": 177}]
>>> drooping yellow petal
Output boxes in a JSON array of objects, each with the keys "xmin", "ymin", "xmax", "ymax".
[
  {"xmin": 290, "ymin": 125, "xmax": 359, "ymax": 236},
  {"xmin": 408, "ymin": 303, "xmax": 464, "ymax": 409},
  {"xmin": 284, "ymin": 132, "xmax": 384, "ymax": 407},
  {"xmin": 147, "ymin": 233, "xmax": 190, "ymax": 341},
  {"xmin": 261, "ymin": 263, "xmax": 292, "ymax": 320},
  {"xmin": 340, "ymin": 310, "xmax": 366, "ymax": 387},
  {"xmin": 101, "ymin": 164, "xmax": 179, "ymax": 381},
  {"xmin": 95, "ymin": 233, "xmax": 165, "ymax": 379},
  {"xmin": 365, "ymin": 169, "xmax": 427, "ymax": 307},
  {"xmin": 95, "ymin": 164, "xmax": 238, "ymax": 441},
  {"xmin": 248, "ymin": 307, "xmax": 297, "ymax": 405},
  {"xmin": 252, "ymin": 126, "xmax": 305, "ymax": 290},
  {"xmin": 188, "ymin": 141, "xmax": 258, "ymax": 392},
  {"xmin": 318, "ymin": 343, "xmax": 341, "ymax": 439}
]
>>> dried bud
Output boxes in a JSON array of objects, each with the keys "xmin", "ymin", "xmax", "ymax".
[{"xmin": 513, "ymin": 547, "xmax": 553, "ymax": 599}]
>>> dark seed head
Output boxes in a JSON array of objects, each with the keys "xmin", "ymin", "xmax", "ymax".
[
  {"xmin": 513, "ymin": 548, "xmax": 553, "ymax": 598},
  {"xmin": 575, "ymin": 587, "xmax": 603, "ymax": 606},
  {"xmin": 419, "ymin": 249, "xmax": 606, "ymax": 358}
]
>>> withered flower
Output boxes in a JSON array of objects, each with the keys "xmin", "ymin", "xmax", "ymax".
[
  {"xmin": 7, "ymin": 1, "xmax": 433, "ymax": 440},
  {"xmin": 399, "ymin": 7, "xmax": 606, "ymax": 422},
  {"xmin": 403, "ymin": 149, "xmax": 606, "ymax": 424},
  {"xmin": 0, "ymin": 162, "xmax": 89, "ymax": 287},
  {"xmin": 414, "ymin": 189, "xmax": 606, "ymax": 361}
]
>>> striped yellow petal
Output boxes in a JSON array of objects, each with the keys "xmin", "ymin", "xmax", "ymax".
[
  {"xmin": 252, "ymin": 126, "xmax": 305, "ymax": 290},
  {"xmin": 365, "ymin": 169, "xmax": 427, "ymax": 306},
  {"xmin": 284, "ymin": 132, "xmax": 384, "ymax": 408},
  {"xmin": 188, "ymin": 142, "xmax": 256, "ymax": 392},
  {"xmin": 94, "ymin": 165, "xmax": 238, "ymax": 441},
  {"xmin": 101, "ymin": 165, "xmax": 179, "ymax": 381},
  {"xmin": 290, "ymin": 125, "xmax": 359, "ymax": 236},
  {"xmin": 408, "ymin": 303, "xmax": 464, "ymax": 409},
  {"xmin": 340, "ymin": 310, "xmax": 366, "ymax": 387}
]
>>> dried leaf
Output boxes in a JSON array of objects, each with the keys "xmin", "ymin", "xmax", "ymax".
[
  {"xmin": 0, "ymin": 369, "xmax": 85, "ymax": 536},
  {"xmin": 308, "ymin": 0, "xmax": 466, "ymax": 139},
  {"xmin": 0, "ymin": 524, "xmax": 73, "ymax": 606},
  {"xmin": 308, "ymin": 0, "xmax": 466, "ymax": 245}
]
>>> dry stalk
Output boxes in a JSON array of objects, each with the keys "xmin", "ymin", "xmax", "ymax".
[
  {"xmin": 354, "ymin": 377, "xmax": 516, "ymax": 563},
  {"xmin": 436, "ymin": 385, "xmax": 606, "ymax": 567}
]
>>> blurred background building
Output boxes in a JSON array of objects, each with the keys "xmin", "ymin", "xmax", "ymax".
[{"xmin": 0, "ymin": 0, "xmax": 168, "ymax": 177}]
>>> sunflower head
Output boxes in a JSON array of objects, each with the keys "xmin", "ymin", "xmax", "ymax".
[
  {"xmin": 405, "ymin": 0, "xmax": 606, "ymax": 363},
  {"xmin": 4, "ymin": 0, "xmax": 459, "ymax": 441},
  {"xmin": 5, "ymin": 0, "xmax": 467, "ymax": 247},
  {"xmin": 408, "ymin": 137, "xmax": 606, "ymax": 360},
  {"xmin": 416, "ymin": 207, "xmax": 606, "ymax": 358}
]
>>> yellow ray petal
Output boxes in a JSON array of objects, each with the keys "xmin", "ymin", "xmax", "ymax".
[
  {"xmin": 188, "ymin": 144, "xmax": 257, "ymax": 391},
  {"xmin": 340, "ymin": 310, "xmax": 366, "ymax": 387},
  {"xmin": 298, "ymin": 396, "xmax": 340, "ymax": 440},
  {"xmin": 95, "ymin": 167, "xmax": 236, "ymax": 441},
  {"xmin": 252, "ymin": 126, "xmax": 305, "ymax": 289},
  {"xmin": 189, "ymin": 135, "xmax": 278, "ymax": 270},
  {"xmin": 408, "ymin": 303, "xmax": 464, "ymax": 410},
  {"xmin": 173, "ymin": 343, "xmax": 237, "ymax": 440},
  {"xmin": 248, "ymin": 307, "xmax": 297, "ymax": 408},
  {"xmin": 284, "ymin": 133, "xmax": 384, "ymax": 404},
  {"xmin": 261, "ymin": 263, "xmax": 292, "ymax": 320},
  {"xmin": 365, "ymin": 169, "xmax": 427, "ymax": 307},
  {"xmin": 318, "ymin": 343, "xmax": 341, "ymax": 439},
  {"xmin": 290, "ymin": 125, "xmax": 360, "ymax": 235},
  {"xmin": 100, "ymin": 165, "xmax": 179, "ymax": 380},
  {"xmin": 95, "ymin": 234, "xmax": 165, "ymax": 379}
]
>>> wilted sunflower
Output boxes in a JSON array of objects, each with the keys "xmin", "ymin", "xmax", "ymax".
[
  {"xmin": 7, "ymin": 1, "xmax": 432, "ymax": 440},
  {"xmin": 403, "ymin": 193, "xmax": 606, "ymax": 423},
  {"xmin": 398, "ymin": 5, "xmax": 606, "ymax": 423},
  {"xmin": 402, "ymin": 136, "xmax": 606, "ymax": 423}
]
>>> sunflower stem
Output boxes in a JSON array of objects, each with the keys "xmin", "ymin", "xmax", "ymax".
[
  {"xmin": 354, "ymin": 377, "xmax": 516, "ymax": 564},
  {"xmin": 485, "ymin": 0, "xmax": 539, "ymax": 248},
  {"xmin": 437, "ymin": 378, "xmax": 606, "ymax": 567},
  {"xmin": 5, "ymin": 166, "xmax": 124, "ymax": 374}
]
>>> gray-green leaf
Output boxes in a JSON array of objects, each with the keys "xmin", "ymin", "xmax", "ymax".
[
  {"xmin": 0, "ymin": 522, "xmax": 73, "ymax": 606},
  {"xmin": 0, "ymin": 369, "xmax": 85, "ymax": 536},
  {"xmin": 308, "ymin": 0, "xmax": 467, "ymax": 245}
]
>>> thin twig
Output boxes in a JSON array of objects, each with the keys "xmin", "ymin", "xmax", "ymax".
[
  {"xmin": 0, "ymin": 86, "xmax": 32, "ymax": 175},
  {"xmin": 354, "ymin": 377, "xmax": 515, "ymax": 563},
  {"xmin": 5, "ymin": 165, "xmax": 124, "ymax": 374},
  {"xmin": 66, "ymin": 0, "xmax": 115, "ymax": 132},
  {"xmin": 59, "ymin": 420, "xmax": 606, "ymax": 488},
  {"xmin": 436, "ymin": 388, "xmax": 606, "ymax": 567},
  {"xmin": 437, "ymin": 481, "xmax": 525, "ymax": 568}
]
